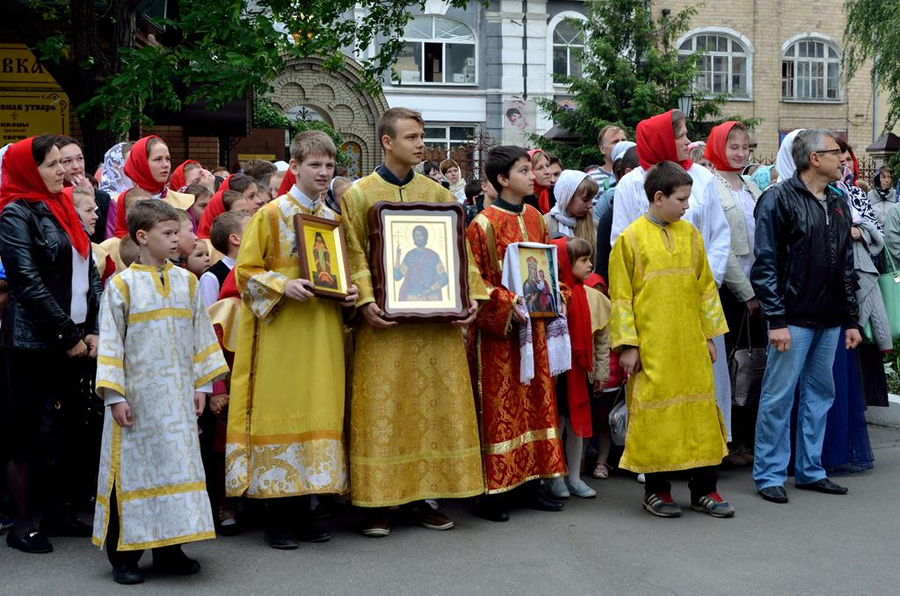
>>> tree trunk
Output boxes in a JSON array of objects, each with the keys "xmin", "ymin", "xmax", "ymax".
[{"xmin": 79, "ymin": 112, "xmax": 123, "ymax": 174}]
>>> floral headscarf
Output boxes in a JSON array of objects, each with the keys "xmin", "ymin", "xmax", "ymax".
[{"xmin": 98, "ymin": 142, "xmax": 134, "ymax": 196}]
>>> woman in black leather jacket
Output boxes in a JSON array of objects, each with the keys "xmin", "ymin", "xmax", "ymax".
[{"xmin": 0, "ymin": 134, "xmax": 102, "ymax": 554}]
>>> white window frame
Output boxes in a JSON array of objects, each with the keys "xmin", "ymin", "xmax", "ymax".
[
  {"xmin": 423, "ymin": 124, "xmax": 476, "ymax": 153},
  {"xmin": 547, "ymin": 11, "xmax": 588, "ymax": 89},
  {"xmin": 391, "ymin": 15, "xmax": 477, "ymax": 87},
  {"xmin": 676, "ymin": 27, "xmax": 754, "ymax": 100},
  {"xmin": 780, "ymin": 33, "xmax": 843, "ymax": 103}
]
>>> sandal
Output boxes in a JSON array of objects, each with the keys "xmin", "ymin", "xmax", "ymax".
[{"xmin": 592, "ymin": 462, "xmax": 610, "ymax": 479}]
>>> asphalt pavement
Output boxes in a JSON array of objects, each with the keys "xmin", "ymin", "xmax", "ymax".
[{"xmin": 3, "ymin": 422, "xmax": 900, "ymax": 596}]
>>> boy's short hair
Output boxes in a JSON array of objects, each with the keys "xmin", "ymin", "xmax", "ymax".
[
  {"xmin": 119, "ymin": 235, "xmax": 139, "ymax": 267},
  {"xmin": 547, "ymin": 153, "xmax": 563, "ymax": 167},
  {"xmin": 210, "ymin": 210, "xmax": 251, "ymax": 254},
  {"xmin": 222, "ymin": 190, "xmax": 246, "ymax": 211},
  {"xmin": 127, "ymin": 199, "xmax": 179, "ymax": 242},
  {"xmin": 290, "ymin": 131, "xmax": 336, "ymax": 164},
  {"xmin": 175, "ymin": 209, "xmax": 192, "ymax": 223},
  {"xmin": 377, "ymin": 108, "xmax": 425, "ymax": 150},
  {"xmin": 566, "ymin": 237, "xmax": 593, "ymax": 264},
  {"xmin": 464, "ymin": 179, "xmax": 483, "ymax": 200},
  {"xmin": 485, "ymin": 145, "xmax": 530, "ymax": 195},
  {"xmin": 242, "ymin": 159, "xmax": 276, "ymax": 180},
  {"xmin": 643, "ymin": 161, "xmax": 693, "ymax": 203},
  {"xmin": 439, "ymin": 159, "xmax": 459, "ymax": 175},
  {"xmin": 613, "ymin": 146, "xmax": 639, "ymax": 181},
  {"xmin": 185, "ymin": 183, "xmax": 212, "ymax": 202},
  {"xmin": 121, "ymin": 187, "xmax": 152, "ymax": 210}
]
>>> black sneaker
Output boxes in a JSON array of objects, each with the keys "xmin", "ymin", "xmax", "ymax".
[
  {"xmin": 296, "ymin": 519, "xmax": 331, "ymax": 543},
  {"xmin": 264, "ymin": 527, "xmax": 299, "ymax": 549},
  {"xmin": 152, "ymin": 547, "xmax": 201, "ymax": 575},
  {"xmin": 112, "ymin": 563, "xmax": 144, "ymax": 585},
  {"xmin": 6, "ymin": 528, "xmax": 53, "ymax": 554}
]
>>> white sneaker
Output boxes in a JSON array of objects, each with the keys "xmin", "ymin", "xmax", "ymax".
[
  {"xmin": 637, "ymin": 473, "xmax": 646, "ymax": 484},
  {"xmin": 549, "ymin": 476, "xmax": 570, "ymax": 499}
]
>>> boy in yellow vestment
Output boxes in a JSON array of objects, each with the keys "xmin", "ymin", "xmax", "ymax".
[
  {"xmin": 224, "ymin": 132, "xmax": 358, "ymax": 550},
  {"xmin": 609, "ymin": 162, "xmax": 733, "ymax": 519}
]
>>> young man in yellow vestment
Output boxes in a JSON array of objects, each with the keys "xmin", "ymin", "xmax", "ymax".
[
  {"xmin": 609, "ymin": 162, "xmax": 734, "ymax": 519},
  {"xmin": 341, "ymin": 108, "xmax": 488, "ymax": 537},
  {"xmin": 224, "ymin": 132, "xmax": 359, "ymax": 550}
]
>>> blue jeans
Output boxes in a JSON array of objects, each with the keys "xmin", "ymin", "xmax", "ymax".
[{"xmin": 753, "ymin": 325, "xmax": 841, "ymax": 490}]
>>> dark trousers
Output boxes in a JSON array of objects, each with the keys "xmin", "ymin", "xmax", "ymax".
[
  {"xmin": 644, "ymin": 466, "xmax": 718, "ymax": 500},
  {"xmin": 106, "ymin": 488, "xmax": 182, "ymax": 568}
]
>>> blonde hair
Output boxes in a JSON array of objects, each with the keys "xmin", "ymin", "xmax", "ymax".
[
  {"xmin": 290, "ymin": 131, "xmax": 336, "ymax": 164},
  {"xmin": 377, "ymin": 108, "xmax": 425, "ymax": 150}
]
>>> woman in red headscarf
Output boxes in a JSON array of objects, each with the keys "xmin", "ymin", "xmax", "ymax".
[
  {"xmin": 120, "ymin": 135, "xmax": 194, "ymax": 212},
  {"xmin": 523, "ymin": 149, "xmax": 554, "ymax": 214},
  {"xmin": 0, "ymin": 134, "xmax": 103, "ymax": 554},
  {"xmin": 168, "ymin": 159, "xmax": 200, "ymax": 193},
  {"xmin": 703, "ymin": 121, "xmax": 765, "ymax": 464},
  {"xmin": 197, "ymin": 173, "xmax": 261, "ymax": 239}
]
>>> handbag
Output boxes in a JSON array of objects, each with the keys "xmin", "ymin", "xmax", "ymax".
[
  {"xmin": 877, "ymin": 249, "xmax": 900, "ymax": 339},
  {"xmin": 608, "ymin": 385, "xmax": 627, "ymax": 447},
  {"xmin": 728, "ymin": 311, "xmax": 767, "ymax": 407}
]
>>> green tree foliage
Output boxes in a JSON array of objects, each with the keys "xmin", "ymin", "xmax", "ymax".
[
  {"xmin": 529, "ymin": 0, "xmax": 728, "ymax": 168},
  {"xmin": 2, "ymin": 0, "xmax": 471, "ymax": 165},
  {"xmin": 845, "ymin": 0, "xmax": 900, "ymax": 130},
  {"xmin": 253, "ymin": 97, "xmax": 348, "ymax": 164}
]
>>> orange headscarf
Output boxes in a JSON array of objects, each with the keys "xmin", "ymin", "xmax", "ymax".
[
  {"xmin": 703, "ymin": 121, "xmax": 742, "ymax": 173},
  {"xmin": 0, "ymin": 137, "xmax": 90, "ymax": 257},
  {"xmin": 635, "ymin": 110, "xmax": 692, "ymax": 171}
]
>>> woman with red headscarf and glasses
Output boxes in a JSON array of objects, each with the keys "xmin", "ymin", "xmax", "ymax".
[
  {"xmin": 703, "ymin": 121, "xmax": 765, "ymax": 465},
  {"xmin": 0, "ymin": 134, "xmax": 103, "ymax": 554},
  {"xmin": 609, "ymin": 109, "xmax": 732, "ymax": 475}
]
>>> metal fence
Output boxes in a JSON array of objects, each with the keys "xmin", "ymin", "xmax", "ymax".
[{"xmin": 422, "ymin": 129, "xmax": 499, "ymax": 182}]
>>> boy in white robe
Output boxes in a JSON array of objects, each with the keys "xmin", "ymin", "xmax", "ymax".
[{"xmin": 92, "ymin": 200, "xmax": 228, "ymax": 585}]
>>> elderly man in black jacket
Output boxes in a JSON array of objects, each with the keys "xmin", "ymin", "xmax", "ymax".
[{"xmin": 750, "ymin": 129, "xmax": 862, "ymax": 504}]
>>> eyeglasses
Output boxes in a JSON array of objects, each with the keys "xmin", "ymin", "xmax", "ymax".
[{"xmin": 814, "ymin": 149, "xmax": 842, "ymax": 156}]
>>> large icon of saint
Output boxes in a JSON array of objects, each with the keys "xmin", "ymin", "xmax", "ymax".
[{"xmin": 394, "ymin": 225, "xmax": 448, "ymax": 301}]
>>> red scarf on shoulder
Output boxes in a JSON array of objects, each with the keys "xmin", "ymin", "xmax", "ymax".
[{"xmin": 0, "ymin": 137, "xmax": 90, "ymax": 257}]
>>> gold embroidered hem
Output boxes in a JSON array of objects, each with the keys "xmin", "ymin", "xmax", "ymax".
[
  {"xmin": 224, "ymin": 437, "xmax": 349, "ymax": 498},
  {"xmin": 483, "ymin": 472, "xmax": 565, "ymax": 495}
]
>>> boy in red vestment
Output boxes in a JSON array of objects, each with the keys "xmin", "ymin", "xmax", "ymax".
[{"xmin": 467, "ymin": 146, "xmax": 567, "ymax": 522}]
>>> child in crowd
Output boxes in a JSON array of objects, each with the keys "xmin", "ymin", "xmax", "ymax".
[
  {"xmin": 467, "ymin": 145, "xmax": 567, "ymax": 521},
  {"xmin": 609, "ymin": 161, "xmax": 732, "ymax": 519},
  {"xmin": 186, "ymin": 183, "xmax": 213, "ymax": 229},
  {"xmin": 326, "ymin": 176, "xmax": 352, "ymax": 216},
  {"xmin": 70, "ymin": 187, "xmax": 116, "ymax": 286},
  {"xmin": 118, "ymin": 235, "xmax": 139, "ymax": 268},
  {"xmin": 175, "ymin": 209, "xmax": 198, "ymax": 267},
  {"xmin": 464, "ymin": 179, "xmax": 483, "ymax": 224},
  {"xmin": 198, "ymin": 211, "xmax": 250, "ymax": 308},
  {"xmin": 186, "ymin": 241, "xmax": 211, "ymax": 279},
  {"xmin": 256, "ymin": 180, "xmax": 273, "ymax": 204},
  {"xmin": 268, "ymin": 171, "xmax": 285, "ymax": 199},
  {"xmin": 222, "ymin": 190, "xmax": 256, "ymax": 213},
  {"xmin": 101, "ymin": 188, "xmax": 152, "ymax": 273},
  {"xmin": 545, "ymin": 170, "xmax": 598, "ymax": 252},
  {"xmin": 548, "ymin": 237, "xmax": 610, "ymax": 500},
  {"xmin": 93, "ymin": 200, "xmax": 228, "ymax": 584}
]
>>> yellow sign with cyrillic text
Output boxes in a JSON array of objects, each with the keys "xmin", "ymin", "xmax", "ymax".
[
  {"xmin": 0, "ymin": 91, "xmax": 70, "ymax": 144},
  {"xmin": 0, "ymin": 44, "xmax": 57, "ymax": 86}
]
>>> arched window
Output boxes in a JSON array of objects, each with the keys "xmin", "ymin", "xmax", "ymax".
[
  {"xmin": 391, "ymin": 16, "xmax": 476, "ymax": 85},
  {"xmin": 781, "ymin": 36, "xmax": 841, "ymax": 101},
  {"xmin": 552, "ymin": 20, "xmax": 585, "ymax": 83},
  {"xmin": 678, "ymin": 30, "xmax": 751, "ymax": 98}
]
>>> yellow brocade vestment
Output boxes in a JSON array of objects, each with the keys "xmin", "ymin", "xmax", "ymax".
[
  {"xmin": 92, "ymin": 263, "xmax": 228, "ymax": 551},
  {"xmin": 609, "ymin": 217, "xmax": 729, "ymax": 473},
  {"xmin": 342, "ymin": 171, "xmax": 488, "ymax": 507},
  {"xmin": 225, "ymin": 195, "xmax": 349, "ymax": 498}
]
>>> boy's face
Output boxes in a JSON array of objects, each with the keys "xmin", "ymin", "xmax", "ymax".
[
  {"xmin": 383, "ymin": 118, "xmax": 425, "ymax": 168},
  {"xmin": 241, "ymin": 184, "xmax": 263, "ymax": 213},
  {"xmin": 139, "ymin": 220, "xmax": 181, "ymax": 262},
  {"xmin": 176, "ymin": 219, "xmax": 197, "ymax": 257},
  {"xmin": 74, "ymin": 195, "xmax": 98, "ymax": 235},
  {"xmin": 572, "ymin": 255, "xmax": 592, "ymax": 281},
  {"xmin": 187, "ymin": 243, "xmax": 211, "ymax": 276},
  {"xmin": 653, "ymin": 184, "xmax": 691, "ymax": 223},
  {"xmin": 498, "ymin": 156, "xmax": 535, "ymax": 199},
  {"xmin": 548, "ymin": 163, "xmax": 563, "ymax": 185},
  {"xmin": 189, "ymin": 194, "xmax": 211, "ymax": 221},
  {"xmin": 291, "ymin": 152, "xmax": 335, "ymax": 198}
]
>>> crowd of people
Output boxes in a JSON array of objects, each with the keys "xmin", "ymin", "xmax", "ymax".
[{"xmin": 0, "ymin": 105, "xmax": 888, "ymax": 585}]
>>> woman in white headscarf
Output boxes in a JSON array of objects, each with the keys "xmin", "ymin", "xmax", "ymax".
[
  {"xmin": 775, "ymin": 128, "xmax": 804, "ymax": 182},
  {"xmin": 97, "ymin": 141, "xmax": 135, "ymax": 240},
  {"xmin": 545, "ymin": 169, "xmax": 598, "ymax": 254}
]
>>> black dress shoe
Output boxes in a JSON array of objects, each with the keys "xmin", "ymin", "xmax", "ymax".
[
  {"xmin": 529, "ymin": 495, "xmax": 565, "ymax": 512},
  {"xmin": 6, "ymin": 528, "xmax": 53, "ymax": 553},
  {"xmin": 477, "ymin": 501, "xmax": 510, "ymax": 522},
  {"xmin": 41, "ymin": 516, "xmax": 94, "ymax": 537},
  {"xmin": 264, "ymin": 528, "xmax": 299, "ymax": 550},
  {"xmin": 758, "ymin": 486, "xmax": 789, "ymax": 503},
  {"xmin": 152, "ymin": 547, "xmax": 201, "ymax": 575},
  {"xmin": 296, "ymin": 519, "xmax": 331, "ymax": 543},
  {"xmin": 796, "ymin": 478, "xmax": 849, "ymax": 495},
  {"xmin": 112, "ymin": 563, "xmax": 144, "ymax": 585}
]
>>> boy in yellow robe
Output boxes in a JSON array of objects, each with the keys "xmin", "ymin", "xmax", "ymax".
[
  {"xmin": 342, "ymin": 108, "xmax": 487, "ymax": 537},
  {"xmin": 224, "ymin": 132, "xmax": 358, "ymax": 549},
  {"xmin": 609, "ymin": 161, "xmax": 733, "ymax": 519}
]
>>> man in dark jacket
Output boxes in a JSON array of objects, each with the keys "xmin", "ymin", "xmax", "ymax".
[{"xmin": 750, "ymin": 129, "xmax": 862, "ymax": 504}]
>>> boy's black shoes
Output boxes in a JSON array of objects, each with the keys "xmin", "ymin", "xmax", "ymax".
[
  {"xmin": 112, "ymin": 563, "xmax": 144, "ymax": 585},
  {"xmin": 758, "ymin": 485, "xmax": 789, "ymax": 503},
  {"xmin": 6, "ymin": 528, "xmax": 53, "ymax": 554},
  {"xmin": 796, "ymin": 478, "xmax": 848, "ymax": 495},
  {"xmin": 152, "ymin": 548, "xmax": 201, "ymax": 575},
  {"xmin": 296, "ymin": 519, "xmax": 331, "ymax": 543},
  {"xmin": 264, "ymin": 528, "xmax": 299, "ymax": 549}
]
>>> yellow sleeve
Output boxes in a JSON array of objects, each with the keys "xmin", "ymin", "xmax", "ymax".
[
  {"xmin": 191, "ymin": 274, "xmax": 230, "ymax": 388},
  {"xmin": 235, "ymin": 207, "xmax": 289, "ymax": 321},
  {"xmin": 95, "ymin": 275, "xmax": 129, "ymax": 399},
  {"xmin": 609, "ymin": 229, "xmax": 639, "ymax": 350},
  {"xmin": 693, "ymin": 228, "xmax": 729, "ymax": 339},
  {"xmin": 341, "ymin": 185, "xmax": 375, "ymax": 307}
]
